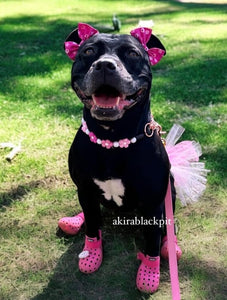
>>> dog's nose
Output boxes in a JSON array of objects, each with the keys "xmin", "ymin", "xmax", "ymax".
[{"xmin": 93, "ymin": 59, "xmax": 117, "ymax": 71}]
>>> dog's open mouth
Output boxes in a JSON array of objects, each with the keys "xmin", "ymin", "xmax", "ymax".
[
  {"xmin": 92, "ymin": 85, "xmax": 135, "ymax": 110},
  {"xmin": 77, "ymin": 84, "xmax": 146, "ymax": 120}
]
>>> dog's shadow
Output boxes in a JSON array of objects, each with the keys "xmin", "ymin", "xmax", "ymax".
[
  {"xmin": 32, "ymin": 223, "xmax": 151, "ymax": 300},
  {"xmin": 32, "ymin": 219, "xmax": 227, "ymax": 300}
]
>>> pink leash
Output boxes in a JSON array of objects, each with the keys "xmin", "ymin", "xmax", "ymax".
[{"xmin": 165, "ymin": 178, "xmax": 181, "ymax": 300}]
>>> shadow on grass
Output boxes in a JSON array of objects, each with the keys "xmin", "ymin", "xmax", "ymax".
[
  {"xmin": 33, "ymin": 224, "xmax": 152, "ymax": 300},
  {"xmin": 0, "ymin": 175, "xmax": 67, "ymax": 210},
  {"xmin": 0, "ymin": 181, "xmax": 40, "ymax": 210},
  {"xmin": 31, "ymin": 225, "xmax": 227, "ymax": 300}
]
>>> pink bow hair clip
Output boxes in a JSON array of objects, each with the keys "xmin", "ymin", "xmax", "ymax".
[
  {"xmin": 130, "ymin": 27, "xmax": 165, "ymax": 65},
  {"xmin": 65, "ymin": 23, "xmax": 99, "ymax": 60}
]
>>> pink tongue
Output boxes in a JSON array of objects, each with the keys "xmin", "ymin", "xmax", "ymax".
[{"xmin": 92, "ymin": 94, "xmax": 119, "ymax": 108}]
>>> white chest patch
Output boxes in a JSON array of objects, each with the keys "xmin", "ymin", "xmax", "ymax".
[{"xmin": 94, "ymin": 178, "xmax": 125, "ymax": 207}]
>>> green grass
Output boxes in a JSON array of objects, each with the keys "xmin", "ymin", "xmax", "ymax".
[{"xmin": 0, "ymin": 0, "xmax": 227, "ymax": 299}]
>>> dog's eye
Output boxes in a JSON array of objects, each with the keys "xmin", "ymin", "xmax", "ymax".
[
  {"xmin": 84, "ymin": 48, "xmax": 94, "ymax": 56},
  {"xmin": 128, "ymin": 50, "xmax": 139, "ymax": 57}
]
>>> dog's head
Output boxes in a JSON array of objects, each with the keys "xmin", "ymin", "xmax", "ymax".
[{"xmin": 64, "ymin": 23, "xmax": 166, "ymax": 121}]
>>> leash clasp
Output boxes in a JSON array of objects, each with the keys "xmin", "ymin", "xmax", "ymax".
[
  {"xmin": 144, "ymin": 117, "xmax": 166, "ymax": 138},
  {"xmin": 144, "ymin": 122, "xmax": 155, "ymax": 137}
]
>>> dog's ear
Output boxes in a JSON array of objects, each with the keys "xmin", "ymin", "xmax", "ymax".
[
  {"xmin": 147, "ymin": 34, "xmax": 166, "ymax": 56},
  {"xmin": 64, "ymin": 23, "xmax": 99, "ymax": 60},
  {"xmin": 130, "ymin": 27, "xmax": 166, "ymax": 65},
  {"xmin": 65, "ymin": 29, "xmax": 81, "ymax": 44},
  {"xmin": 146, "ymin": 34, "xmax": 166, "ymax": 65},
  {"xmin": 64, "ymin": 29, "xmax": 81, "ymax": 60}
]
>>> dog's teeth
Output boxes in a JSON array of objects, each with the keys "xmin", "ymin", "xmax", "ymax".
[{"xmin": 97, "ymin": 105, "xmax": 115, "ymax": 109}]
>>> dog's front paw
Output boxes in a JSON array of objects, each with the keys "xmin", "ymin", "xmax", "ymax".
[
  {"xmin": 79, "ymin": 230, "xmax": 103, "ymax": 273},
  {"xmin": 136, "ymin": 252, "xmax": 160, "ymax": 294}
]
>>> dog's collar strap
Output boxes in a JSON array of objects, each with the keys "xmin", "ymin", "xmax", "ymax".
[
  {"xmin": 81, "ymin": 117, "xmax": 164, "ymax": 149},
  {"xmin": 81, "ymin": 118, "xmax": 145, "ymax": 149}
]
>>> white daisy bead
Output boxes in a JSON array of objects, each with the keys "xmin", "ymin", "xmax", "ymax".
[{"xmin": 97, "ymin": 139, "xmax": 102, "ymax": 144}]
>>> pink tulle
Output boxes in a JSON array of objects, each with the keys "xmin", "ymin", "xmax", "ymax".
[{"xmin": 166, "ymin": 124, "xmax": 209, "ymax": 205}]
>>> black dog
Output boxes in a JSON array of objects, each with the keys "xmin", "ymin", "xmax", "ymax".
[{"xmin": 63, "ymin": 23, "xmax": 179, "ymax": 294}]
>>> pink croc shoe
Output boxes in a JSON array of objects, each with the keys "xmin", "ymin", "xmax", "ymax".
[
  {"xmin": 161, "ymin": 235, "xmax": 182, "ymax": 261},
  {"xmin": 78, "ymin": 230, "xmax": 103, "ymax": 274},
  {"xmin": 58, "ymin": 212, "xmax": 84, "ymax": 235},
  {"xmin": 136, "ymin": 252, "xmax": 160, "ymax": 294}
]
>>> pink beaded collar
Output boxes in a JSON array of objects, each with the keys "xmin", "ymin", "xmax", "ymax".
[{"xmin": 81, "ymin": 118, "xmax": 163, "ymax": 149}]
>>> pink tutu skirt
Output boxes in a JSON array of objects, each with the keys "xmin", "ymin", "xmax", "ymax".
[{"xmin": 165, "ymin": 124, "xmax": 209, "ymax": 206}]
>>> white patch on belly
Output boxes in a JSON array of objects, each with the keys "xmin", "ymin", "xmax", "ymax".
[{"xmin": 94, "ymin": 178, "xmax": 125, "ymax": 206}]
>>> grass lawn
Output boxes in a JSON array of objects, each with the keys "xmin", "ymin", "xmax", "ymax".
[{"xmin": 0, "ymin": 0, "xmax": 227, "ymax": 299}]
